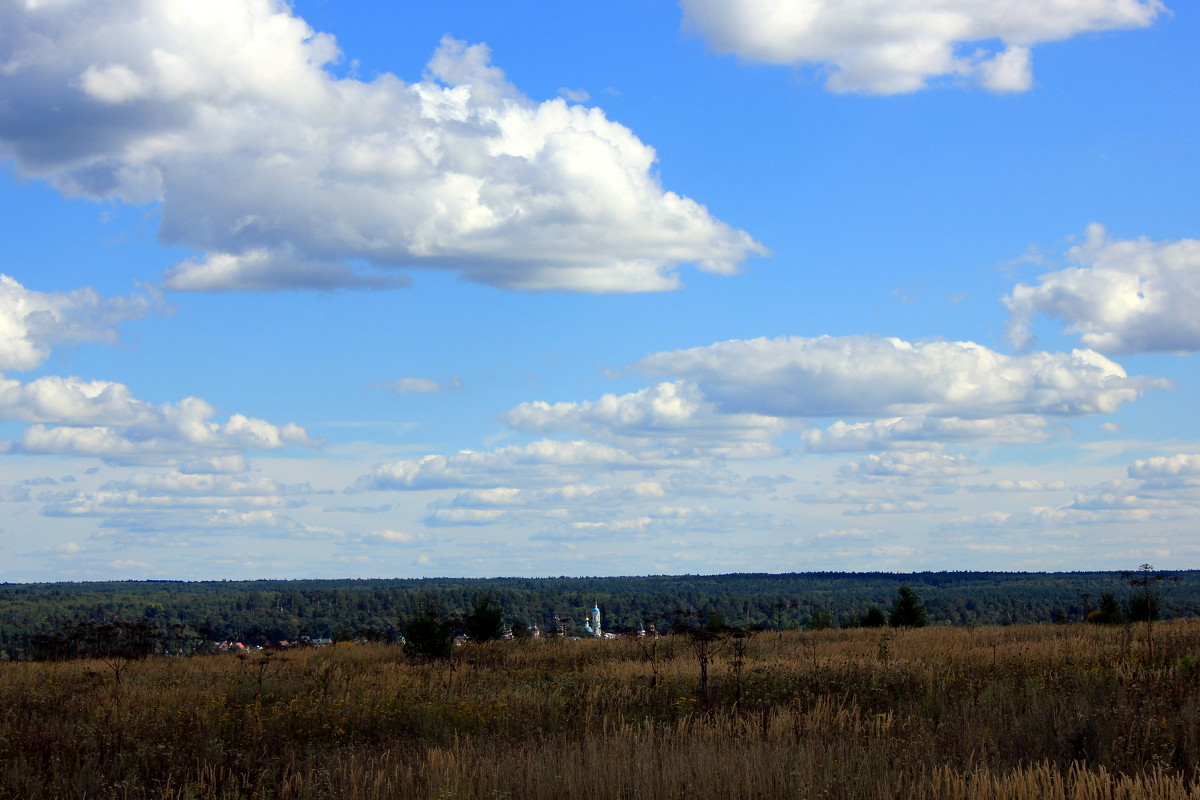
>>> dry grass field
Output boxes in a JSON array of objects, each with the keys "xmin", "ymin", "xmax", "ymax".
[{"xmin": 3, "ymin": 621, "xmax": 1200, "ymax": 799}]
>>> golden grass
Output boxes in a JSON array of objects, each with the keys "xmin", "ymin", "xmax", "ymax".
[{"xmin": 2, "ymin": 621, "xmax": 1200, "ymax": 798}]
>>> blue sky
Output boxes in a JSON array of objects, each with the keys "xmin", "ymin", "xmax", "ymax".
[{"xmin": 0, "ymin": 0, "xmax": 1196, "ymax": 581}]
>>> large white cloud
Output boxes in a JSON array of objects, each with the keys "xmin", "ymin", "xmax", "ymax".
[
  {"xmin": 0, "ymin": 1, "xmax": 764, "ymax": 292},
  {"xmin": 0, "ymin": 275, "xmax": 162, "ymax": 371},
  {"xmin": 636, "ymin": 335, "xmax": 1166, "ymax": 419},
  {"xmin": 679, "ymin": 0, "xmax": 1164, "ymax": 94},
  {"xmin": 1006, "ymin": 225, "xmax": 1200, "ymax": 354}
]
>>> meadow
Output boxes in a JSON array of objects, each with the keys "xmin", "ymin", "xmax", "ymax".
[{"xmin": 3, "ymin": 621, "xmax": 1200, "ymax": 799}]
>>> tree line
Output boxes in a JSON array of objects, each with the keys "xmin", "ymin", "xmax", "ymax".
[{"xmin": 0, "ymin": 568, "xmax": 1192, "ymax": 660}]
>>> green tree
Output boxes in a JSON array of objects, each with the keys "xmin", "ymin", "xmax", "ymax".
[
  {"xmin": 402, "ymin": 600, "xmax": 456, "ymax": 660},
  {"xmin": 889, "ymin": 586, "xmax": 928, "ymax": 628},
  {"xmin": 861, "ymin": 606, "xmax": 888, "ymax": 628},
  {"xmin": 805, "ymin": 609, "xmax": 832, "ymax": 631},
  {"xmin": 1087, "ymin": 592, "xmax": 1123, "ymax": 624},
  {"xmin": 463, "ymin": 594, "xmax": 504, "ymax": 643}
]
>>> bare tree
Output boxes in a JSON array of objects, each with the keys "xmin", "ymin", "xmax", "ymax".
[
  {"xmin": 687, "ymin": 629, "xmax": 728, "ymax": 714},
  {"xmin": 1122, "ymin": 564, "xmax": 1180, "ymax": 661}
]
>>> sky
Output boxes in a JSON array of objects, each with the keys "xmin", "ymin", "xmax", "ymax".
[{"xmin": 0, "ymin": 0, "xmax": 1197, "ymax": 582}]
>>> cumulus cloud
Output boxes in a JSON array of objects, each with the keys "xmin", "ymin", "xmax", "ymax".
[
  {"xmin": 40, "ymin": 470, "xmax": 335, "ymax": 541},
  {"xmin": 837, "ymin": 449, "xmax": 984, "ymax": 482},
  {"xmin": 420, "ymin": 469, "xmax": 783, "ymax": 528},
  {"xmin": 679, "ymin": 0, "xmax": 1163, "ymax": 94},
  {"xmin": 1006, "ymin": 226, "xmax": 1200, "ymax": 354},
  {"xmin": 636, "ymin": 335, "xmax": 1166, "ymax": 419},
  {"xmin": 0, "ymin": 386, "xmax": 318, "ymax": 465},
  {"xmin": 844, "ymin": 500, "xmax": 937, "ymax": 516},
  {"xmin": 500, "ymin": 381, "xmax": 786, "ymax": 459},
  {"xmin": 795, "ymin": 487, "xmax": 924, "ymax": 506},
  {"xmin": 531, "ymin": 505, "xmax": 774, "ymax": 540},
  {"xmin": 442, "ymin": 482, "xmax": 670, "ymax": 510},
  {"xmin": 800, "ymin": 415, "xmax": 1051, "ymax": 452},
  {"xmin": 353, "ymin": 529, "xmax": 430, "ymax": 545},
  {"xmin": 968, "ymin": 479, "xmax": 1066, "ymax": 492},
  {"xmin": 1128, "ymin": 453, "xmax": 1200, "ymax": 489},
  {"xmin": 0, "ymin": 2, "xmax": 764, "ymax": 292},
  {"xmin": 425, "ymin": 508, "xmax": 513, "ymax": 527},
  {"xmin": 42, "ymin": 471, "xmax": 313, "ymax": 517},
  {"xmin": 0, "ymin": 275, "xmax": 163, "ymax": 371},
  {"xmin": 353, "ymin": 439, "xmax": 679, "ymax": 492},
  {"xmin": 943, "ymin": 453, "xmax": 1200, "ymax": 536},
  {"xmin": 101, "ymin": 471, "xmax": 313, "ymax": 499},
  {"xmin": 811, "ymin": 527, "xmax": 882, "ymax": 541},
  {"xmin": 203, "ymin": 510, "xmax": 341, "ymax": 539},
  {"xmin": 180, "ymin": 455, "xmax": 250, "ymax": 475}
]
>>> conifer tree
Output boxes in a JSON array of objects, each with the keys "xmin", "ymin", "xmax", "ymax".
[
  {"xmin": 464, "ymin": 594, "xmax": 505, "ymax": 643},
  {"xmin": 889, "ymin": 586, "xmax": 928, "ymax": 628}
]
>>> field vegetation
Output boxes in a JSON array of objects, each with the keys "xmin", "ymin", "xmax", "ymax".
[{"xmin": 4, "ymin": 620, "xmax": 1200, "ymax": 798}]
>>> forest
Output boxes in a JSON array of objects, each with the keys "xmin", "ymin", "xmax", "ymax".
[{"xmin": 1, "ymin": 569, "xmax": 1195, "ymax": 658}]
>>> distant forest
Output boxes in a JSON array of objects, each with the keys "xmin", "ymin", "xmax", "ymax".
[{"xmin": 1, "ymin": 570, "xmax": 1196, "ymax": 657}]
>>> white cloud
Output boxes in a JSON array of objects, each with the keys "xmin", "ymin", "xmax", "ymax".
[
  {"xmin": 1128, "ymin": 453, "xmax": 1200, "ymax": 489},
  {"xmin": 2, "ymin": 390, "xmax": 317, "ymax": 465},
  {"xmin": 42, "ymin": 471, "xmax": 312, "ymax": 517},
  {"xmin": 796, "ymin": 487, "xmax": 923, "ymax": 506},
  {"xmin": 374, "ymin": 377, "xmax": 462, "ymax": 395},
  {"xmin": 837, "ymin": 449, "xmax": 983, "ymax": 482},
  {"xmin": 0, "ymin": 275, "xmax": 163, "ymax": 371},
  {"xmin": 353, "ymin": 439, "xmax": 678, "ymax": 492},
  {"xmin": 844, "ymin": 500, "xmax": 936, "ymax": 516},
  {"xmin": 443, "ymin": 482, "xmax": 670, "ymax": 510},
  {"xmin": 636, "ymin": 335, "xmax": 1165, "ymax": 418},
  {"xmin": 500, "ymin": 381, "xmax": 786, "ymax": 458},
  {"xmin": 39, "ymin": 470, "xmax": 338, "ymax": 542},
  {"xmin": 420, "ymin": 470, "xmax": 783, "ymax": 528},
  {"xmin": 679, "ymin": 0, "xmax": 1163, "ymax": 94},
  {"xmin": 101, "ymin": 471, "xmax": 313, "ymax": 499},
  {"xmin": 425, "ymin": 508, "xmax": 511, "ymax": 527},
  {"xmin": 531, "ymin": 505, "xmax": 773, "ymax": 541},
  {"xmin": 1006, "ymin": 225, "xmax": 1200, "ymax": 353},
  {"xmin": 811, "ymin": 527, "xmax": 882, "ymax": 541},
  {"xmin": 0, "ymin": 3, "xmax": 764, "ymax": 292},
  {"xmin": 355, "ymin": 529, "xmax": 430, "ymax": 545},
  {"xmin": 940, "ymin": 511, "xmax": 1015, "ymax": 530},
  {"xmin": 180, "ymin": 455, "xmax": 250, "ymax": 474},
  {"xmin": 800, "ymin": 415, "xmax": 1051, "ymax": 452},
  {"xmin": 0, "ymin": 374, "xmax": 160, "ymax": 425},
  {"xmin": 203, "ymin": 510, "xmax": 341, "ymax": 539},
  {"xmin": 968, "ymin": 479, "xmax": 1066, "ymax": 492},
  {"xmin": 942, "ymin": 453, "xmax": 1200, "ymax": 536},
  {"xmin": 166, "ymin": 248, "xmax": 405, "ymax": 292}
]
